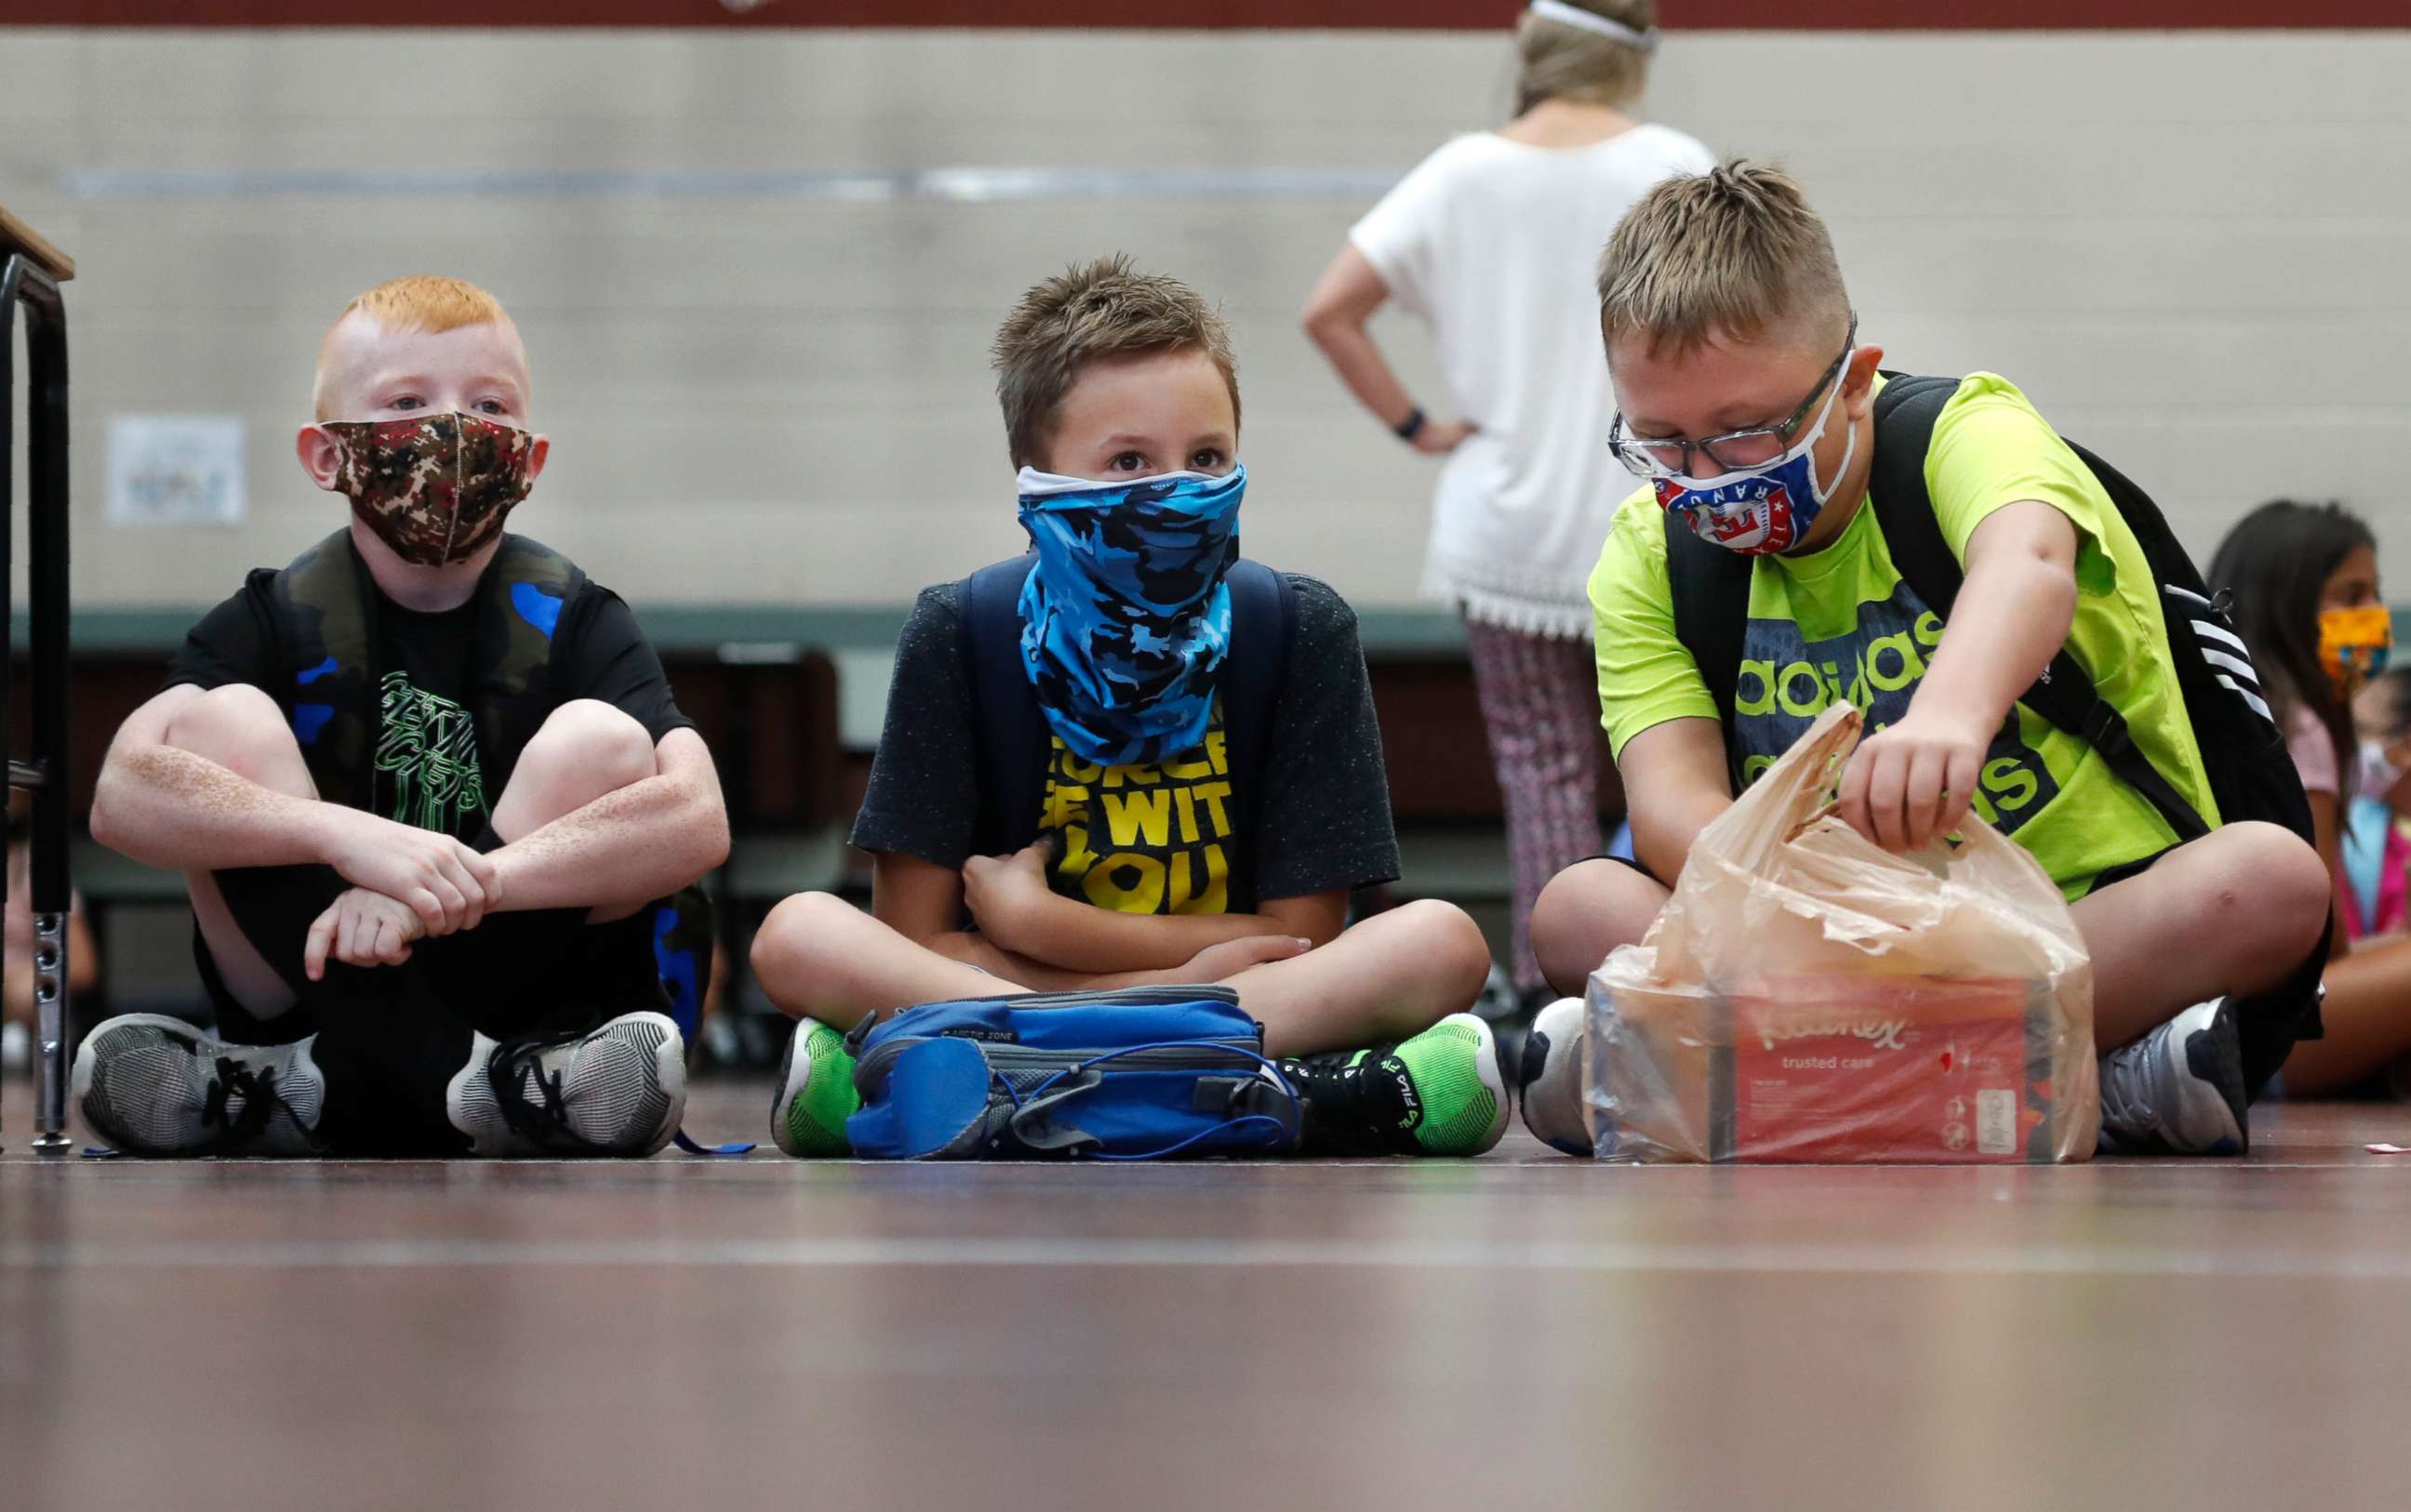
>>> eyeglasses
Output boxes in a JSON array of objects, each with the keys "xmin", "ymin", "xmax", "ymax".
[{"xmin": 1608, "ymin": 315, "xmax": 1858, "ymax": 480}]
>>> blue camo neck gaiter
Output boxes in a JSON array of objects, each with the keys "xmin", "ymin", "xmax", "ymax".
[{"xmin": 1013, "ymin": 464, "xmax": 1246, "ymax": 767}]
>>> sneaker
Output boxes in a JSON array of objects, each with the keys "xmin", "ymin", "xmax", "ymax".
[
  {"xmin": 771, "ymin": 1016, "xmax": 859, "ymax": 1157},
  {"xmin": 446, "ymin": 1011, "xmax": 686, "ymax": 1157},
  {"xmin": 2098, "ymin": 997, "xmax": 2248, "ymax": 1156},
  {"xmin": 71, "ymin": 1013, "xmax": 325, "ymax": 1156},
  {"xmin": 1516, "ymin": 997, "xmax": 1593, "ymax": 1157},
  {"xmin": 1278, "ymin": 1012, "xmax": 1509, "ymax": 1157}
]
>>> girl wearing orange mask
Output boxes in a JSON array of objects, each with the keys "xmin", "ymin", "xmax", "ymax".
[{"xmin": 2212, "ymin": 499, "xmax": 2411, "ymax": 1096}]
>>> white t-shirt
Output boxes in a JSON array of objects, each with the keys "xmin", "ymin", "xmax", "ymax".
[{"xmin": 1352, "ymin": 123, "xmax": 1715, "ymax": 639}]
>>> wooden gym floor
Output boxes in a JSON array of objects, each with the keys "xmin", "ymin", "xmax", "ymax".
[{"xmin": 3, "ymin": 1078, "xmax": 2405, "ymax": 1512}]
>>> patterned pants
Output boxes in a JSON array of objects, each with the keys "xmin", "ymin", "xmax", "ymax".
[{"xmin": 1462, "ymin": 618, "xmax": 1604, "ymax": 995}]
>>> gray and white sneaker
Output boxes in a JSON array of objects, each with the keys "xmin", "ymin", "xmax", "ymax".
[
  {"xmin": 1516, "ymin": 997, "xmax": 1594, "ymax": 1157},
  {"xmin": 72, "ymin": 1013, "xmax": 326, "ymax": 1156},
  {"xmin": 446, "ymin": 1011, "xmax": 686, "ymax": 1158},
  {"xmin": 2098, "ymin": 997, "xmax": 2248, "ymax": 1156}
]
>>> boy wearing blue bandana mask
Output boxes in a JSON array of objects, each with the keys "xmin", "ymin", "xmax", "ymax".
[
  {"xmin": 1519, "ymin": 162, "xmax": 2331, "ymax": 1158},
  {"xmin": 753, "ymin": 256, "xmax": 1507, "ymax": 1158}
]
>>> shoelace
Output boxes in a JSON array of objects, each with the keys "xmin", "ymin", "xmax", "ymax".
[
  {"xmin": 2096, "ymin": 1030, "xmax": 2165, "ymax": 1144},
  {"xmin": 200, "ymin": 1058, "xmax": 288, "ymax": 1144},
  {"xmin": 487, "ymin": 1032, "xmax": 598, "ymax": 1151},
  {"xmin": 1280, "ymin": 1047, "xmax": 1392, "ymax": 1126}
]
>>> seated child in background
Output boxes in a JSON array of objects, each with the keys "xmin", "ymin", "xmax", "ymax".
[
  {"xmin": 2210, "ymin": 500, "xmax": 2411, "ymax": 1096},
  {"xmin": 2, "ymin": 789, "xmax": 98, "ymax": 1075},
  {"xmin": 1520, "ymin": 161, "xmax": 2331, "ymax": 1156},
  {"xmin": 73, "ymin": 275, "xmax": 729, "ymax": 1157},
  {"xmin": 2345, "ymin": 668, "xmax": 2411, "ymax": 940},
  {"xmin": 751, "ymin": 255, "xmax": 1505, "ymax": 1158}
]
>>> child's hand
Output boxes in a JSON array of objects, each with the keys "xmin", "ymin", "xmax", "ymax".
[
  {"xmin": 960, "ymin": 841, "xmax": 1058, "ymax": 951},
  {"xmin": 1179, "ymin": 933, "xmax": 1312, "ymax": 982},
  {"xmin": 303, "ymin": 887, "xmax": 428, "ymax": 981},
  {"xmin": 321, "ymin": 807, "xmax": 498, "ymax": 936},
  {"xmin": 1838, "ymin": 711, "xmax": 1989, "ymax": 854}
]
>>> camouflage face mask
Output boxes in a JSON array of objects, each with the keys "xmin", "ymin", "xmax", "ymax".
[
  {"xmin": 1013, "ymin": 464, "xmax": 1245, "ymax": 767},
  {"xmin": 320, "ymin": 412, "xmax": 536, "ymax": 567}
]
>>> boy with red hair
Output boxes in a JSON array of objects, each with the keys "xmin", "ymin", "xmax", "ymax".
[{"xmin": 76, "ymin": 275, "xmax": 729, "ymax": 1158}]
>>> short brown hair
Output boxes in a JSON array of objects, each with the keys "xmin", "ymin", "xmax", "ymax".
[
  {"xmin": 1514, "ymin": 0, "xmax": 1656, "ymax": 115},
  {"xmin": 991, "ymin": 255, "xmax": 1240, "ymax": 469},
  {"xmin": 1596, "ymin": 159, "xmax": 1850, "ymax": 359},
  {"xmin": 313, "ymin": 274, "xmax": 520, "ymax": 419}
]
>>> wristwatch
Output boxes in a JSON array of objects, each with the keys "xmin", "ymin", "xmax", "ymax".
[{"xmin": 1393, "ymin": 406, "xmax": 1427, "ymax": 443}]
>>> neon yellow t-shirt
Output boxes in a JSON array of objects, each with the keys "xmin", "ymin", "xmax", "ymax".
[{"xmin": 1588, "ymin": 372, "xmax": 2217, "ymax": 899}]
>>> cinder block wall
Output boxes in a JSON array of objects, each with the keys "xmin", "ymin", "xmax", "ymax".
[{"xmin": 6, "ymin": 27, "xmax": 2407, "ymax": 612}]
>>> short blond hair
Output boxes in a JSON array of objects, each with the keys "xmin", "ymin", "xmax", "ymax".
[
  {"xmin": 991, "ymin": 255, "xmax": 1240, "ymax": 470},
  {"xmin": 313, "ymin": 274, "xmax": 520, "ymax": 419},
  {"xmin": 1596, "ymin": 159, "xmax": 1850, "ymax": 359},
  {"xmin": 1514, "ymin": 0, "xmax": 1655, "ymax": 115}
]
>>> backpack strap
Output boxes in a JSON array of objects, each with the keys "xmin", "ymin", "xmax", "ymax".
[
  {"xmin": 271, "ymin": 529, "xmax": 381, "ymax": 811},
  {"xmin": 1661, "ymin": 504, "xmax": 1753, "ymax": 787},
  {"xmin": 960, "ymin": 554, "xmax": 1049, "ymax": 857},
  {"xmin": 1869, "ymin": 373, "xmax": 2210, "ymax": 842},
  {"xmin": 1217, "ymin": 560, "xmax": 1297, "ymax": 857},
  {"xmin": 468, "ymin": 535, "xmax": 583, "ymax": 800}
]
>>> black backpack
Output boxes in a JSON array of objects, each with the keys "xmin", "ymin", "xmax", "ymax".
[
  {"xmin": 1667, "ymin": 372, "xmax": 2312, "ymax": 848},
  {"xmin": 956, "ymin": 553, "xmax": 1298, "ymax": 914},
  {"xmin": 1664, "ymin": 373, "xmax": 2325, "ymax": 1083}
]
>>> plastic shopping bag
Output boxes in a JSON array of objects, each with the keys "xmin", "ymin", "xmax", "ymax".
[{"xmin": 1585, "ymin": 705, "xmax": 2099, "ymax": 1162}]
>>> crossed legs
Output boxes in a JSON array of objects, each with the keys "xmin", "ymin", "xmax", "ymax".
[
  {"xmin": 148, "ymin": 687, "xmax": 673, "ymax": 1152},
  {"xmin": 753, "ymin": 893, "xmax": 1491, "ymax": 1058}
]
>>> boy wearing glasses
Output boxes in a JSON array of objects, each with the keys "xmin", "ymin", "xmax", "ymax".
[{"xmin": 1521, "ymin": 161, "xmax": 2329, "ymax": 1156}]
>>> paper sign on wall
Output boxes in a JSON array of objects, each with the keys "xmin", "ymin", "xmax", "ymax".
[{"xmin": 107, "ymin": 416, "xmax": 246, "ymax": 527}]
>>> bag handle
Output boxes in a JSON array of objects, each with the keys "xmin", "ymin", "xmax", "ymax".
[{"xmin": 995, "ymin": 1040, "xmax": 1304, "ymax": 1161}]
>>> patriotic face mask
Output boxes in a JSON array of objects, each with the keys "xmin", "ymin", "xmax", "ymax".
[
  {"xmin": 319, "ymin": 411, "xmax": 536, "ymax": 567},
  {"xmin": 1651, "ymin": 374, "xmax": 1857, "ymax": 557},
  {"xmin": 1014, "ymin": 464, "xmax": 1246, "ymax": 767}
]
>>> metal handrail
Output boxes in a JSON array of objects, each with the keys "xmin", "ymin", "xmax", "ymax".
[{"xmin": 2, "ymin": 250, "xmax": 76, "ymax": 1155}]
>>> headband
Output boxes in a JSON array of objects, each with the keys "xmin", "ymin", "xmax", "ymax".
[{"xmin": 1527, "ymin": 0, "xmax": 1660, "ymax": 51}]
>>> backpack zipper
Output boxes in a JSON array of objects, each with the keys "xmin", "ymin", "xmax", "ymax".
[{"xmin": 854, "ymin": 1033, "xmax": 1265, "ymax": 1088}]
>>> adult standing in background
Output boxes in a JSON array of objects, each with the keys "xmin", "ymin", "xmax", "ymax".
[{"xmin": 1301, "ymin": 0, "xmax": 1711, "ymax": 1009}]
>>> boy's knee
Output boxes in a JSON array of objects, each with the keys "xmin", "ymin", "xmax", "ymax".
[
  {"xmin": 528, "ymin": 699, "xmax": 656, "ymax": 789},
  {"xmin": 1390, "ymin": 898, "xmax": 1492, "ymax": 1004},
  {"xmin": 164, "ymin": 684, "xmax": 300, "ymax": 775},
  {"xmin": 751, "ymin": 892, "xmax": 859, "ymax": 992},
  {"xmin": 2210, "ymin": 821, "xmax": 2330, "ymax": 954},
  {"xmin": 1532, "ymin": 858, "xmax": 1659, "ymax": 994}
]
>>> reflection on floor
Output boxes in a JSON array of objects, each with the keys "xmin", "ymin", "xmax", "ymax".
[{"xmin": 4, "ymin": 1081, "xmax": 2405, "ymax": 1512}]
